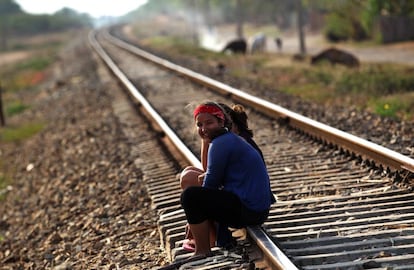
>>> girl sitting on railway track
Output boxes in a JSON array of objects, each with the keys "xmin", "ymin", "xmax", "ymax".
[
  {"xmin": 180, "ymin": 102, "xmax": 267, "ymax": 252},
  {"xmin": 180, "ymin": 101, "xmax": 274, "ymax": 257}
]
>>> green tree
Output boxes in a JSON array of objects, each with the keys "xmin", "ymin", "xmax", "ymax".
[
  {"xmin": 315, "ymin": 0, "xmax": 368, "ymax": 42},
  {"xmin": 362, "ymin": 0, "xmax": 414, "ymax": 30},
  {"xmin": 0, "ymin": 0, "xmax": 22, "ymax": 50},
  {"xmin": 51, "ymin": 8, "xmax": 92, "ymax": 30},
  {"xmin": 361, "ymin": 0, "xmax": 414, "ymax": 43}
]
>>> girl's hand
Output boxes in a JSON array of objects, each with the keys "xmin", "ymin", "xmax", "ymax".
[
  {"xmin": 198, "ymin": 128, "xmax": 207, "ymax": 139},
  {"xmin": 198, "ymin": 173, "xmax": 205, "ymax": 185},
  {"xmin": 198, "ymin": 129, "xmax": 211, "ymax": 143}
]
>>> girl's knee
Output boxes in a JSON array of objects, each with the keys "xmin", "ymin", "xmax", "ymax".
[
  {"xmin": 180, "ymin": 168, "xmax": 203, "ymax": 189},
  {"xmin": 181, "ymin": 166, "xmax": 196, "ymax": 173},
  {"xmin": 180, "ymin": 166, "xmax": 200, "ymax": 180}
]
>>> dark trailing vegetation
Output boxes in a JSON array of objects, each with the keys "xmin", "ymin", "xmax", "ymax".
[{"xmin": 0, "ymin": 0, "xmax": 92, "ymax": 51}]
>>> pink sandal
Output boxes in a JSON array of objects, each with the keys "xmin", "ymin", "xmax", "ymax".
[
  {"xmin": 182, "ymin": 238, "xmax": 195, "ymax": 252},
  {"xmin": 182, "ymin": 223, "xmax": 195, "ymax": 252},
  {"xmin": 181, "ymin": 222, "xmax": 217, "ymax": 252}
]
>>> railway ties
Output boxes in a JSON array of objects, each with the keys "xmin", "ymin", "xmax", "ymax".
[
  {"xmin": 269, "ymin": 191, "xmax": 414, "ymax": 269},
  {"xmin": 90, "ymin": 28, "xmax": 414, "ymax": 269},
  {"xmin": 263, "ymin": 133, "xmax": 414, "ymax": 269}
]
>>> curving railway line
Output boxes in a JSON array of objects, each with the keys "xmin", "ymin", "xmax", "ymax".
[{"xmin": 88, "ymin": 28, "xmax": 414, "ymax": 270}]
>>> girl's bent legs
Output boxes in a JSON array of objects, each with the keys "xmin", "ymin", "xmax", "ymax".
[
  {"xmin": 208, "ymin": 220, "xmax": 216, "ymax": 247},
  {"xmin": 181, "ymin": 186, "xmax": 269, "ymax": 239},
  {"xmin": 181, "ymin": 186, "xmax": 244, "ymax": 255},
  {"xmin": 180, "ymin": 167, "xmax": 216, "ymax": 250},
  {"xmin": 189, "ymin": 220, "xmax": 211, "ymax": 256},
  {"xmin": 181, "ymin": 186, "xmax": 244, "ymax": 226}
]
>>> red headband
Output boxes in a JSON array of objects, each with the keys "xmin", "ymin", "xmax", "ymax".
[{"xmin": 193, "ymin": 104, "xmax": 225, "ymax": 120}]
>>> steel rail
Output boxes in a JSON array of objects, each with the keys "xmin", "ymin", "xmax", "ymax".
[
  {"xmin": 88, "ymin": 31, "xmax": 201, "ymax": 170},
  {"xmin": 104, "ymin": 30, "xmax": 414, "ymax": 174},
  {"xmin": 90, "ymin": 30, "xmax": 298, "ymax": 270}
]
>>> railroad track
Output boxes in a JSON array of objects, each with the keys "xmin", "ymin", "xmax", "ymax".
[{"xmin": 88, "ymin": 28, "xmax": 414, "ymax": 270}]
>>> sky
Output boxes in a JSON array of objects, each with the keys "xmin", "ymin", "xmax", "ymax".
[{"xmin": 15, "ymin": 0, "xmax": 148, "ymax": 18}]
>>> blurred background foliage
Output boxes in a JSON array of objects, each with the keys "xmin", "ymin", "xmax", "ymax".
[
  {"xmin": 1, "ymin": 0, "xmax": 414, "ymax": 121},
  {"xmin": 128, "ymin": 0, "xmax": 414, "ymax": 44},
  {"xmin": 1, "ymin": 0, "xmax": 92, "ymax": 51},
  {"xmin": 2, "ymin": 0, "xmax": 414, "ymax": 51}
]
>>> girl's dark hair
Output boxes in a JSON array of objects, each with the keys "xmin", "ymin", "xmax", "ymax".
[{"xmin": 219, "ymin": 103, "xmax": 253, "ymax": 138}]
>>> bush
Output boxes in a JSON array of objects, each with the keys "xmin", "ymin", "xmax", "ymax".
[{"xmin": 324, "ymin": 13, "xmax": 351, "ymax": 42}]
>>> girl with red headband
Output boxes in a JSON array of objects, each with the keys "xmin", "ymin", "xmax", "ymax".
[
  {"xmin": 180, "ymin": 101, "xmax": 274, "ymax": 258},
  {"xmin": 180, "ymin": 102, "xmax": 268, "ymax": 252}
]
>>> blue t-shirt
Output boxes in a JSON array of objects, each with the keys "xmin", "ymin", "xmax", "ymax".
[{"xmin": 203, "ymin": 131, "xmax": 273, "ymax": 212}]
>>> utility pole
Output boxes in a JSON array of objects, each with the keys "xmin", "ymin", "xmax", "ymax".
[
  {"xmin": 297, "ymin": 0, "xmax": 306, "ymax": 56},
  {"xmin": 236, "ymin": 0, "xmax": 244, "ymax": 39},
  {"xmin": 190, "ymin": 0, "xmax": 199, "ymax": 46},
  {"xmin": 0, "ymin": 84, "xmax": 5, "ymax": 126}
]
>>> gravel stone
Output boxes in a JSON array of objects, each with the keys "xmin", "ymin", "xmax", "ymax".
[{"xmin": 0, "ymin": 35, "xmax": 168, "ymax": 270}]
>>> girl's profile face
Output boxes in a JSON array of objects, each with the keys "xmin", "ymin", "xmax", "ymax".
[{"xmin": 195, "ymin": 113, "xmax": 223, "ymax": 139}]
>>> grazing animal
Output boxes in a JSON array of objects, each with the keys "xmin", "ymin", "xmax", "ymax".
[
  {"xmin": 275, "ymin": 37, "xmax": 282, "ymax": 51},
  {"xmin": 311, "ymin": 48, "xmax": 359, "ymax": 68},
  {"xmin": 251, "ymin": 33, "xmax": 266, "ymax": 53},
  {"xmin": 222, "ymin": 39, "xmax": 247, "ymax": 54},
  {"xmin": 216, "ymin": 62, "xmax": 226, "ymax": 76}
]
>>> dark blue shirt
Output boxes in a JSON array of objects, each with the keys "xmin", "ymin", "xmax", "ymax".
[{"xmin": 203, "ymin": 131, "xmax": 273, "ymax": 212}]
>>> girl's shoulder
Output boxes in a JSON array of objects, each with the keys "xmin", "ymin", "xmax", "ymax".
[{"xmin": 212, "ymin": 131, "xmax": 238, "ymax": 144}]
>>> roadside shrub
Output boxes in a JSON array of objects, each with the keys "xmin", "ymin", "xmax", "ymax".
[{"xmin": 324, "ymin": 13, "xmax": 351, "ymax": 42}]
